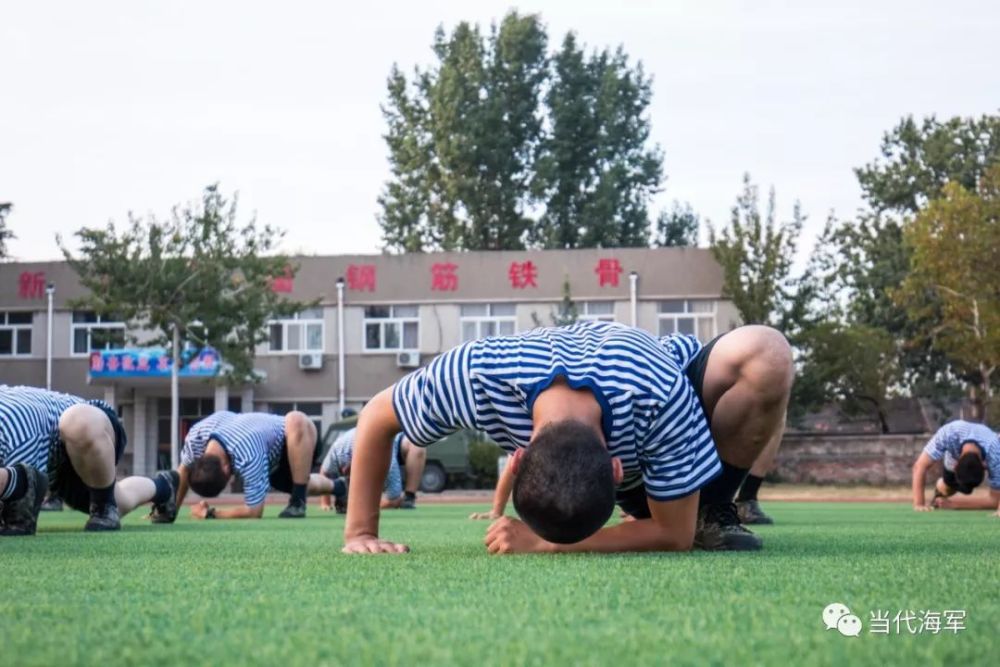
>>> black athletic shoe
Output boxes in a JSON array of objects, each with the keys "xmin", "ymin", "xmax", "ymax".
[
  {"xmin": 85, "ymin": 503, "xmax": 121, "ymax": 532},
  {"xmin": 399, "ymin": 496, "xmax": 416, "ymax": 510},
  {"xmin": 695, "ymin": 502, "xmax": 762, "ymax": 551},
  {"xmin": 40, "ymin": 494, "xmax": 64, "ymax": 512},
  {"xmin": 736, "ymin": 499, "xmax": 774, "ymax": 525},
  {"xmin": 149, "ymin": 470, "xmax": 180, "ymax": 524},
  {"xmin": 0, "ymin": 464, "xmax": 48, "ymax": 536},
  {"xmin": 278, "ymin": 501, "xmax": 307, "ymax": 518},
  {"xmin": 334, "ymin": 495, "xmax": 347, "ymax": 514}
]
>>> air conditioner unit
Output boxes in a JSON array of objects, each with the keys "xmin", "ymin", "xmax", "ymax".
[
  {"xmin": 298, "ymin": 353, "xmax": 324, "ymax": 370},
  {"xmin": 396, "ymin": 351, "xmax": 420, "ymax": 368}
]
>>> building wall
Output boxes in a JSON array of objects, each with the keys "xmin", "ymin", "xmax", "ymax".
[
  {"xmin": 774, "ymin": 434, "xmax": 935, "ymax": 485},
  {"xmin": 1, "ymin": 249, "xmax": 736, "ymax": 477}
]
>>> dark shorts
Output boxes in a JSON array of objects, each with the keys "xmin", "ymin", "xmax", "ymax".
[
  {"xmin": 51, "ymin": 401, "xmax": 128, "ymax": 513},
  {"xmin": 613, "ymin": 333, "xmax": 724, "ymax": 518},
  {"xmin": 942, "ymin": 468, "xmax": 976, "ymax": 495},
  {"xmin": 268, "ymin": 441, "xmax": 295, "ymax": 493}
]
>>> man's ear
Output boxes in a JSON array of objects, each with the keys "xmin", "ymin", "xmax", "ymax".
[
  {"xmin": 611, "ymin": 457, "xmax": 624, "ymax": 485},
  {"xmin": 509, "ymin": 448, "xmax": 526, "ymax": 476}
]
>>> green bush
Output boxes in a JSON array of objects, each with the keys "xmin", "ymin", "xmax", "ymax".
[{"xmin": 468, "ymin": 438, "xmax": 505, "ymax": 487}]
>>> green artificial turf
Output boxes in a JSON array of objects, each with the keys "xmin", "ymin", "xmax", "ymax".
[{"xmin": 2, "ymin": 502, "xmax": 998, "ymax": 667}]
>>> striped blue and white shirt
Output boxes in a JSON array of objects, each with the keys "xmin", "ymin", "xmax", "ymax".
[
  {"xmin": 393, "ymin": 321, "xmax": 720, "ymax": 501},
  {"xmin": 924, "ymin": 420, "xmax": 1000, "ymax": 490},
  {"xmin": 321, "ymin": 428, "xmax": 404, "ymax": 500},
  {"xmin": 0, "ymin": 385, "xmax": 85, "ymax": 473},
  {"xmin": 181, "ymin": 411, "xmax": 287, "ymax": 507}
]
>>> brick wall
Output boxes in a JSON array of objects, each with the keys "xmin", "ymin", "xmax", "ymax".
[{"xmin": 773, "ymin": 434, "xmax": 939, "ymax": 485}]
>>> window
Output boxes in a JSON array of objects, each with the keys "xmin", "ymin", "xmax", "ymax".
[
  {"xmin": 579, "ymin": 301, "xmax": 615, "ymax": 322},
  {"xmin": 0, "ymin": 312, "xmax": 33, "ymax": 356},
  {"xmin": 460, "ymin": 303, "xmax": 516, "ymax": 341},
  {"xmin": 268, "ymin": 401, "xmax": 323, "ymax": 440},
  {"xmin": 364, "ymin": 305, "xmax": 418, "ymax": 351},
  {"xmin": 268, "ymin": 308, "xmax": 323, "ymax": 353},
  {"xmin": 657, "ymin": 300, "xmax": 716, "ymax": 341},
  {"xmin": 71, "ymin": 311, "xmax": 125, "ymax": 356}
]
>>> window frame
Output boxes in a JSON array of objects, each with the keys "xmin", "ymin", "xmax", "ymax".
[
  {"xmin": 70, "ymin": 312, "xmax": 127, "ymax": 357},
  {"xmin": 578, "ymin": 301, "xmax": 616, "ymax": 323},
  {"xmin": 362, "ymin": 305, "xmax": 420, "ymax": 353},
  {"xmin": 266, "ymin": 309, "xmax": 325, "ymax": 355},
  {"xmin": 459, "ymin": 303, "xmax": 517, "ymax": 342},
  {"xmin": 0, "ymin": 311, "xmax": 34, "ymax": 357},
  {"xmin": 656, "ymin": 300, "xmax": 717, "ymax": 342}
]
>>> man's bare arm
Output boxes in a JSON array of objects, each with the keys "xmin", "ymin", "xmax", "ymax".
[
  {"xmin": 470, "ymin": 455, "xmax": 515, "ymax": 520},
  {"xmin": 342, "ymin": 388, "xmax": 407, "ymax": 554},
  {"xmin": 485, "ymin": 492, "xmax": 699, "ymax": 554},
  {"xmin": 935, "ymin": 489, "xmax": 1000, "ymax": 511},
  {"xmin": 175, "ymin": 464, "xmax": 190, "ymax": 507},
  {"xmin": 912, "ymin": 452, "xmax": 935, "ymax": 511},
  {"xmin": 189, "ymin": 499, "xmax": 264, "ymax": 519}
]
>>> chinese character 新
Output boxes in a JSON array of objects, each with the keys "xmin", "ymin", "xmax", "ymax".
[
  {"xmin": 508, "ymin": 261, "xmax": 538, "ymax": 289},
  {"xmin": 346, "ymin": 264, "xmax": 376, "ymax": 292},
  {"xmin": 431, "ymin": 262, "xmax": 458, "ymax": 291},
  {"xmin": 17, "ymin": 271, "xmax": 46, "ymax": 299},
  {"xmin": 594, "ymin": 258, "xmax": 622, "ymax": 287}
]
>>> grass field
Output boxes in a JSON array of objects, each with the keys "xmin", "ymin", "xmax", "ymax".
[{"xmin": 3, "ymin": 502, "xmax": 998, "ymax": 667}]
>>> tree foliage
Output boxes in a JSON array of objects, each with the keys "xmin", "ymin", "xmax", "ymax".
[
  {"xmin": 60, "ymin": 185, "xmax": 306, "ymax": 383},
  {"xmin": 0, "ymin": 202, "xmax": 14, "ymax": 259},
  {"xmin": 378, "ymin": 13, "xmax": 663, "ymax": 252},
  {"xmin": 653, "ymin": 201, "xmax": 699, "ymax": 248},
  {"xmin": 895, "ymin": 165, "xmax": 1000, "ymax": 419},
  {"xmin": 708, "ymin": 174, "xmax": 803, "ymax": 327}
]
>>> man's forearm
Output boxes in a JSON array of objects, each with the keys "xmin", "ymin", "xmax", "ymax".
[
  {"xmin": 942, "ymin": 494, "xmax": 1000, "ymax": 510},
  {"xmin": 344, "ymin": 389, "xmax": 399, "ymax": 542},
  {"xmin": 491, "ymin": 458, "xmax": 515, "ymax": 515},
  {"xmin": 554, "ymin": 519, "xmax": 692, "ymax": 554},
  {"xmin": 214, "ymin": 505, "xmax": 264, "ymax": 519},
  {"xmin": 176, "ymin": 465, "xmax": 190, "ymax": 507},
  {"xmin": 912, "ymin": 461, "xmax": 929, "ymax": 506}
]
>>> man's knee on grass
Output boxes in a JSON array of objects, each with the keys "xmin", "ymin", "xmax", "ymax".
[
  {"xmin": 512, "ymin": 421, "xmax": 615, "ymax": 545},
  {"xmin": 188, "ymin": 456, "xmax": 230, "ymax": 498}
]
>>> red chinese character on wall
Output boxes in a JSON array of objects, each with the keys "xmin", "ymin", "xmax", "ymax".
[
  {"xmin": 137, "ymin": 356, "xmax": 150, "ymax": 372},
  {"xmin": 121, "ymin": 355, "xmax": 135, "ymax": 372},
  {"xmin": 107, "ymin": 355, "xmax": 120, "ymax": 372},
  {"xmin": 17, "ymin": 271, "xmax": 46, "ymax": 299},
  {"xmin": 271, "ymin": 267, "xmax": 294, "ymax": 294},
  {"xmin": 594, "ymin": 258, "xmax": 622, "ymax": 287},
  {"xmin": 346, "ymin": 264, "xmax": 376, "ymax": 292},
  {"xmin": 431, "ymin": 262, "xmax": 458, "ymax": 291},
  {"xmin": 157, "ymin": 356, "xmax": 170, "ymax": 372},
  {"xmin": 90, "ymin": 353, "xmax": 104, "ymax": 373},
  {"xmin": 508, "ymin": 261, "xmax": 538, "ymax": 289}
]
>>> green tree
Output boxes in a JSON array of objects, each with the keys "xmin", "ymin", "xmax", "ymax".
[
  {"xmin": 60, "ymin": 184, "xmax": 306, "ymax": 383},
  {"xmin": 794, "ymin": 323, "xmax": 902, "ymax": 433},
  {"xmin": 653, "ymin": 201, "xmax": 699, "ymax": 247},
  {"xmin": 0, "ymin": 202, "xmax": 14, "ymax": 259},
  {"xmin": 533, "ymin": 33, "xmax": 662, "ymax": 249},
  {"xmin": 708, "ymin": 174, "xmax": 803, "ymax": 327},
  {"xmin": 378, "ymin": 14, "xmax": 664, "ymax": 252},
  {"xmin": 856, "ymin": 114, "xmax": 1000, "ymax": 215},
  {"xmin": 379, "ymin": 12, "xmax": 547, "ymax": 251},
  {"xmin": 896, "ymin": 166, "xmax": 1000, "ymax": 420}
]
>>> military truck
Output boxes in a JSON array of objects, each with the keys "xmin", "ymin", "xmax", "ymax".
[{"xmin": 317, "ymin": 417, "xmax": 478, "ymax": 492}]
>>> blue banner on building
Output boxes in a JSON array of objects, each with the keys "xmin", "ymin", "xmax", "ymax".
[{"xmin": 88, "ymin": 347, "xmax": 221, "ymax": 379}]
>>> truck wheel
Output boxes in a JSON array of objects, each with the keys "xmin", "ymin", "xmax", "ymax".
[{"xmin": 420, "ymin": 462, "xmax": 447, "ymax": 493}]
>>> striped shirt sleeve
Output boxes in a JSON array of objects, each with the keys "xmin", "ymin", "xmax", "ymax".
[
  {"xmin": 638, "ymin": 375, "xmax": 721, "ymax": 501},
  {"xmin": 392, "ymin": 343, "xmax": 476, "ymax": 446},
  {"xmin": 922, "ymin": 430, "xmax": 947, "ymax": 461},
  {"xmin": 659, "ymin": 333, "xmax": 703, "ymax": 370}
]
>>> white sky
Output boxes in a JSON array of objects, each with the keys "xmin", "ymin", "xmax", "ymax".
[{"xmin": 1, "ymin": 1, "xmax": 997, "ymax": 261}]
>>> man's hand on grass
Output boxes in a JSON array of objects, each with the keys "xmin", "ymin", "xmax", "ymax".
[
  {"xmin": 342, "ymin": 535, "xmax": 410, "ymax": 554},
  {"xmin": 913, "ymin": 504, "xmax": 934, "ymax": 512},
  {"xmin": 190, "ymin": 500, "xmax": 211, "ymax": 519},
  {"xmin": 931, "ymin": 496, "xmax": 954, "ymax": 509},
  {"xmin": 485, "ymin": 516, "xmax": 553, "ymax": 554},
  {"xmin": 469, "ymin": 510, "xmax": 503, "ymax": 521}
]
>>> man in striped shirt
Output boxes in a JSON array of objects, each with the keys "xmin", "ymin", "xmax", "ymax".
[
  {"xmin": 912, "ymin": 420, "xmax": 1000, "ymax": 515},
  {"xmin": 176, "ymin": 410, "xmax": 339, "ymax": 519},
  {"xmin": 343, "ymin": 320, "xmax": 792, "ymax": 554},
  {"xmin": 318, "ymin": 428, "xmax": 424, "ymax": 511},
  {"xmin": 0, "ymin": 385, "xmax": 180, "ymax": 534}
]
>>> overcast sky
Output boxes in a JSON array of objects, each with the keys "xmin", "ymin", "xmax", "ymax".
[{"xmin": 1, "ymin": 1, "xmax": 997, "ymax": 262}]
